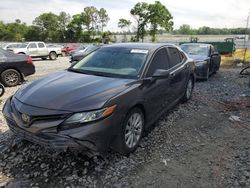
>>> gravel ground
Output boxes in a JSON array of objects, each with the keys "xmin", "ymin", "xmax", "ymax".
[{"xmin": 0, "ymin": 57, "xmax": 249, "ymax": 188}]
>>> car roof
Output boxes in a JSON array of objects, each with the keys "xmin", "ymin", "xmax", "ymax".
[{"xmin": 103, "ymin": 43, "xmax": 177, "ymax": 50}]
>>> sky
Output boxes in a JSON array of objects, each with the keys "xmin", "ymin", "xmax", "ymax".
[{"xmin": 0, "ymin": 0, "xmax": 249, "ymax": 31}]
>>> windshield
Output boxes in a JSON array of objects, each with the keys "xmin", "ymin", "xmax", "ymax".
[
  {"xmin": 181, "ymin": 44, "xmax": 209, "ymax": 56},
  {"xmin": 70, "ymin": 47, "xmax": 148, "ymax": 79},
  {"xmin": 19, "ymin": 43, "xmax": 28, "ymax": 48}
]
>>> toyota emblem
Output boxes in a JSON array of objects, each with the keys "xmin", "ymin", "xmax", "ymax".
[{"xmin": 21, "ymin": 114, "xmax": 30, "ymax": 124}]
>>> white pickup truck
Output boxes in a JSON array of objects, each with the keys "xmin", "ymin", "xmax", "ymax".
[{"xmin": 10, "ymin": 42, "xmax": 61, "ymax": 60}]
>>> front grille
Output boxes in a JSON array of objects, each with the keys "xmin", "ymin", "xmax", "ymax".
[{"xmin": 11, "ymin": 98, "xmax": 69, "ymax": 126}]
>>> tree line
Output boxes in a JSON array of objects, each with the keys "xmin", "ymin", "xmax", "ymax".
[
  {"xmin": 173, "ymin": 24, "xmax": 250, "ymax": 35},
  {"xmin": 0, "ymin": 2, "xmax": 248, "ymax": 43},
  {"xmin": 0, "ymin": 6, "xmax": 110, "ymax": 43}
]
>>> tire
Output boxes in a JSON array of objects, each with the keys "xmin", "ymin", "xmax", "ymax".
[
  {"xmin": 182, "ymin": 76, "xmax": 194, "ymax": 102},
  {"xmin": 203, "ymin": 66, "xmax": 209, "ymax": 81},
  {"xmin": 114, "ymin": 108, "xmax": 145, "ymax": 155},
  {"xmin": 0, "ymin": 84, "xmax": 5, "ymax": 97},
  {"xmin": 1, "ymin": 69, "xmax": 21, "ymax": 87},
  {"xmin": 49, "ymin": 52, "xmax": 57, "ymax": 60},
  {"xmin": 41, "ymin": 57, "xmax": 47, "ymax": 60}
]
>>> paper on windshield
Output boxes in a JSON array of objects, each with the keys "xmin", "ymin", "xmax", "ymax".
[{"xmin": 130, "ymin": 49, "xmax": 148, "ymax": 54}]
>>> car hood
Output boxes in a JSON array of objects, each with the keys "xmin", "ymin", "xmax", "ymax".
[
  {"xmin": 14, "ymin": 71, "xmax": 133, "ymax": 112},
  {"xmin": 188, "ymin": 55, "xmax": 209, "ymax": 61}
]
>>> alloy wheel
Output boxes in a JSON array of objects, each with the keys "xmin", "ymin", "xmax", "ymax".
[
  {"xmin": 186, "ymin": 79, "xmax": 193, "ymax": 99},
  {"xmin": 4, "ymin": 72, "xmax": 19, "ymax": 86},
  {"xmin": 125, "ymin": 112, "xmax": 143, "ymax": 148}
]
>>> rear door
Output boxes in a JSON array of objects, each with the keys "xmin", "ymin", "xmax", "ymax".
[
  {"xmin": 27, "ymin": 43, "xmax": 38, "ymax": 57},
  {"xmin": 166, "ymin": 47, "xmax": 189, "ymax": 99},
  {"xmin": 37, "ymin": 42, "xmax": 48, "ymax": 56}
]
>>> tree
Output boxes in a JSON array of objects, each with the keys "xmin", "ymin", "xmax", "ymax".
[
  {"xmin": 118, "ymin": 18, "xmax": 132, "ymax": 42},
  {"xmin": 25, "ymin": 26, "xmax": 42, "ymax": 41},
  {"xmin": 58, "ymin": 12, "xmax": 71, "ymax": 41},
  {"xmin": 83, "ymin": 6, "xmax": 99, "ymax": 39},
  {"xmin": 66, "ymin": 14, "xmax": 83, "ymax": 42},
  {"xmin": 98, "ymin": 8, "xmax": 110, "ymax": 34},
  {"xmin": 178, "ymin": 24, "xmax": 193, "ymax": 35},
  {"xmin": 118, "ymin": 18, "xmax": 132, "ymax": 31},
  {"xmin": 148, "ymin": 1, "xmax": 173, "ymax": 42},
  {"xmin": 130, "ymin": 2, "xmax": 149, "ymax": 42},
  {"xmin": 33, "ymin": 12, "xmax": 60, "ymax": 41}
]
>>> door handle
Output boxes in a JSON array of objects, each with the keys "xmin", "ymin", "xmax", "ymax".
[{"xmin": 170, "ymin": 73, "xmax": 175, "ymax": 77}]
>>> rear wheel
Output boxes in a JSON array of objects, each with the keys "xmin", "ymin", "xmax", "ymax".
[
  {"xmin": 1, "ymin": 69, "xmax": 21, "ymax": 87},
  {"xmin": 115, "ymin": 108, "xmax": 144, "ymax": 155},
  {"xmin": 49, "ymin": 52, "xmax": 57, "ymax": 60},
  {"xmin": 41, "ymin": 57, "xmax": 47, "ymax": 60},
  {"xmin": 182, "ymin": 77, "xmax": 194, "ymax": 102}
]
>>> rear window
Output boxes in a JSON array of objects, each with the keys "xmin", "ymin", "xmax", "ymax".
[
  {"xmin": 28, "ymin": 43, "xmax": 37, "ymax": 48},
  {"xmin": 181, "ymin": 44, "xmax": 209, "ymax": 56}
]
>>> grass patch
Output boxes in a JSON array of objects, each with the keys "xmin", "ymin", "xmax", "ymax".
[{"xmin": 221, "ymin": 49, "xmax": 250, "ymax": 67}]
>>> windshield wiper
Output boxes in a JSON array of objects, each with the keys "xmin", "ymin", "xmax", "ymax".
[
  {"xmin": 68, "ymin": 68, "xmax": 112, "ymax": 77},
  {"xmin": 68, "ymin": 68, "xmax": 88, "ymax": 74}
]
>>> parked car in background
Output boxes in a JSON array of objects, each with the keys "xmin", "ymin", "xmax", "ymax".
[
  {"xmin": 180, "ymin": 43, "xmax": 221, "ymax": 80},
  {"xmin": 0, "ymin": 83, "xmax": 5, "ymax": 97},
  {"xmin": 68, "ymin": 44, "xmax": 86, "ymax": 56},
  {"xmin": 3, "ymin": 43, "xmax": 195, "ymax": 155},
  {"xmin": 1, "ymin": 43, "xmax": 22, "ymax": 50},
  {"xmin": 0, "ymin": 48, "xmax": 35, "ymax": 87},
  {"xmin": 61, "ymin": 43, "xmax": 80, "ymax": 56},
  {"xmin": 70, "ymin": 44, "xmax": 101, "ymax": 63},
  {"xmin": 9, "ymin": 42, "xmax": 59, "ymax": 60},
  {"xmin": 46, "ymin": 44, "xmax": 63, "ymax": 57}
]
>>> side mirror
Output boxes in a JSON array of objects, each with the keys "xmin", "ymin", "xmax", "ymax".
[
  {"xmin": 152, "ymin": 69, "xmax": 170, "ymax": 79},
  {"xmin": 212, "ymin": 52, "xmax": 219, "ymax": 56}
]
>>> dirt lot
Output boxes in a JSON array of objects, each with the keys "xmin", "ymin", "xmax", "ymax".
[{"xmin": 0, "ymin": 57, "xmax": 250, "ymax": 188}]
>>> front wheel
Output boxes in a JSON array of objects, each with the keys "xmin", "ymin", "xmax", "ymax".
[
  {"xmin": 49, "ymin": 52, "xmax": 57, "ymax": 60},
  {"xmin": 182, "ymin": 77, "xmax": 194, "ymax": 102},
  {"xmin": 115, "ymin": 108, "xmax": 144, "ymax": 155}
]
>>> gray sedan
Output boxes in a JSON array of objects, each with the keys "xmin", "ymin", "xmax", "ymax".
[{"xmin": 3, "ymin": 43, "xmax": 195, "ymax": 155}]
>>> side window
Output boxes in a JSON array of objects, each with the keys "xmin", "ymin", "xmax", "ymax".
[
  {"xmin": 28, "ymin": 43, "xmax": 37, "ymax": 49},
  {"xmin": 168, "ymin": 47, "xmax": 182, "ymax": 68},
  {"xmin": 146, "ymin": 48, "xmax": 169, "ymax": 77},
  {"xmin": 38, "ymin": 43, "xmax": 45, "ymax": 48}
]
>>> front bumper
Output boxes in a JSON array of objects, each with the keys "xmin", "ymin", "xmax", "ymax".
[{"xmin": 3, "ymin": 97, "xmax": 123, "ymax": 152}]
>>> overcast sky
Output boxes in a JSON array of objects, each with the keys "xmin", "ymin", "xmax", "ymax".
[{"xmin": 0, "ymin": 0, "xmax": 249, "ymax": 31}]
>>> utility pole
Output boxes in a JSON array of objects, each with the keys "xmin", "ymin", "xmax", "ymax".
[{"xmin": 243, "ymin": 12, "xmax": 250, "ymax": 63}]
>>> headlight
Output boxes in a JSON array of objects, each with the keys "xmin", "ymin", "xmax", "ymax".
[
  {"xmin": 62, "ymin": 105, "xmax": 117, "ymax": 125},
  {"xmin": 195, "ymin": 61, "xmax": 207, "ymax": 66}
]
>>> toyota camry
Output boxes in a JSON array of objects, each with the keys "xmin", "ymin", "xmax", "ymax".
[{"xmin": 3, "ymin": 43, "xmax": 195, "ymax": 155}]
